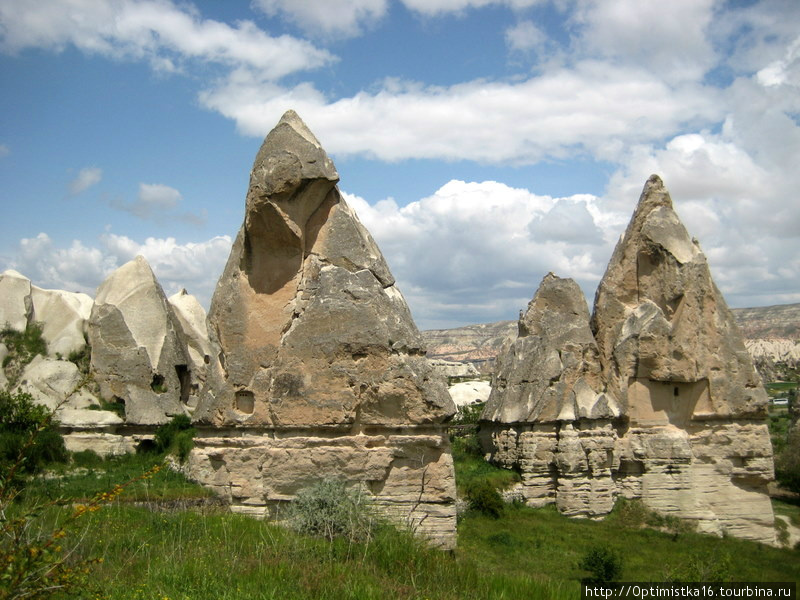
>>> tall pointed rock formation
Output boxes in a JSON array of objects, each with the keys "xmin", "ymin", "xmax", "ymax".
[
  {"xmin": 591, "ymin": 175, "xmax": 774, "ymax": 543},
  {"xmin": 480, "ymin": 273, "xmax": 620, "ymax": 516},
  {"xmin": 480, "ymin": 176, "xmax": 775, "ymax": 545},
  {"xmin": 188, "ymin": 111, "xmax": 457, "ymax": 548}
]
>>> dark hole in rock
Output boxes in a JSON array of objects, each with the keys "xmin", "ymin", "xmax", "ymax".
[
  {"xmin": 175, "ymin": 364, "xmax": 191, "ymax": 404},
  {"xmin": 151, "ymin": 374, "xmax": 167, "ymax": 394},
  {"xmin": 136, "ymin": 439, "xmax": 157, "ymax": 454}
]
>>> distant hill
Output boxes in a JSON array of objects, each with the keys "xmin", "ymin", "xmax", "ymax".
[{"xmin": 422, "ymin": 303, "xmax": 800, "ymax": 372}]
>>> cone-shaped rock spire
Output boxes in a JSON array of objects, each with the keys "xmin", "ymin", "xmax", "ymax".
[{"xmin": 188, "ymin": 111, "xmax": 456, "ymax": 549}]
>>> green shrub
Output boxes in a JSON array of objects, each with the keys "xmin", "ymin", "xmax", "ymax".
[
  {"xmin": 71, "ymin": 448, "xmax": 104, "ymax": 468},
  {"xmin": 286, "ymin": 478, "xmax": 377, "ymax": 543},
  {"xmin": 662, "ymin": 550, "xmax": 732, "ymax": 583},
  {"xmin": 579, "ymin": 545, "xmax": 623, "ymax": 583},
  {"xmin": 152, "ymin": 414, "xmax": 195, "ymax": 462},
  {"xmin": 0, "ymin": 322, "xmax": 48, "ymax": 386},
  {"xmin": 0, "ymin": 390, "xmax": 67, "ymax": 487},
  {"xmin": 456, "ymin": 401, "xmax": 485, "ymax": 424},
  {"xmin": 67, "ymin": 344, "xmax": 91, "ymax": 375},
  {"xmin": 775, "ymin": 425, "xmax": 800, "ymax": 494},
  {"xmin": 465, "ymin": 479, "xmax": 505, "ymax": 518}
]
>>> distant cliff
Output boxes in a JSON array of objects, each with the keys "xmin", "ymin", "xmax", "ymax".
[{"xmin": 422, "ymin": 303, "xmax": 800, "ymax": 376}]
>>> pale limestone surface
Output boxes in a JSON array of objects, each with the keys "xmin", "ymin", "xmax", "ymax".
[
  {"xmin": 429, "ymin": 358, "xmax": 480, "ymax": 379},
  {"xmin": 188, "ymin": 111, "xmax": 456, "ymax": 549},
  {"xmin": 88, "ymin": 256, "xmax": 193, "ymax": 424},
  {"xmin": 168, "ymin": 289, "xmax": 212, "ymax": 406},
  {"xmin": 449, "ymin": 380, "xmax": 491, "ymax": 408},
  {"xmin": 14, "ymin": 355, "xmax": 94, "ymax": 410},
  {"xmin": 30, "ymin": 285, "xmax": 93, "ymax": 357},
  {"xmin": 481, "ymin": 176, "xmax": 776, "ymax": 545},
  {"xmin": 0, "ymin": 269, "xmax": 32, "ymax": 332}
]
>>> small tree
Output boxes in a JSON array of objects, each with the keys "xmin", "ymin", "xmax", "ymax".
[
  {"xmin": 579, "ymin": 546, "xmax": 623, "ymax": 583},
  {"xmin": 775, "ymin": 423, "xmax": 800, "ymax": 494}
]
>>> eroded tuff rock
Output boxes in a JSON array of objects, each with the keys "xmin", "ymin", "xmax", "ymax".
[
  {"xmin": 189, "ymin": 111, "xmax": 457, "ymax": 548},
  {"xmin": 481, "ymin": 176, "xmax": 775, "ymax": 545},
  {"xmin": 88, "ymin": 256, "xmax": 193, "ymax": 425},
  {"xmin": 31, "ymin": 286, "xmax": 93, "ymax": 357},
  {"xmin": 480, "ymin": 273, "xmax": 621, "ymax": 516},
  {"xmin": 592, "ymin": 174, "xmax": 774, "ymax": 543},
  {"xmin": 168, "ymin": 289, "xmax": 212, "ymax": 407},
  {"xmin": 0, "ymin": 270, "xmax": 32, "ymax": 332}
]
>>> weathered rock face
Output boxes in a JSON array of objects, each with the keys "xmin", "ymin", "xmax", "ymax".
[
  {"xmin": 591, "ymin": 174, "xmax": 774, "ymax": 543},
  {"xmin": 481, "ymin": 176, "xmax": 775, "ymax": 545},
  {"xmin": 188, "ymin": 110, "xmax": 457, "ymax": 548},
  {"xmin": 88, "ymin": 256, "xmax": 193, "ymax": 424},
  {"xmin": 168, "ymin": 289, "xmax": 212, "ymax": 407},
  {"xmin": 0, "ymin": 270, "xmax": 32, "ymax": 332},
  {"xmin": 480, "ymin": 273, "xmax": 621, "ymax": 516},
  {"xmin": 30, "ymin": 286, "xmax": 93, "ymax": 357}
]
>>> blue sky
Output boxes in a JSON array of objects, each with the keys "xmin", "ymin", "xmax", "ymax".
[{"xmin": 1, "ymin": 0, "xmax": 799, "ymax": 330}]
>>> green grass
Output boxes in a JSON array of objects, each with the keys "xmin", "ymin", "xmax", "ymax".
[
  {"xmin": 9, "ymin": 440, "xmax": 800, "ymax": 599},
  {"xmin": 772, "ymin": 497, "xmax": 800, "ymax": 528},
  {"xmin": 24, "ymin": 451, "xmax": 213, "ymax": 504}
]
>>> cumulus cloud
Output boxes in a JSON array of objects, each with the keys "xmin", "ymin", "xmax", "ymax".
[
  {"xmin": 0, "ymin": 0, "xmax": 333, "ymax": 79},
  {"xmin": 7, "ymin": 232, "xmax": 232, "ymax": 307},
  {"xmin": 342, "ymin": 182, "xmax": 615, "ymax": 328},
  {"xmin": 108, "ymin": 183, "xmax": 206, "ymax": 225},
  {"xmin": 400, "ymin": 0, "xmax": 543, "ymax": 17},
  {"xmin": 68, "ymin": 166, "xmax": 102, "ymax": 196},
  {"xmin": 570, "ymin": 0, "xmax": 717, "ymax": 85},
  {"xmin": 505, "ymin": 20, "xmax": 549, "ymax": 55},
  {"xmin": 252, "ymin": 0, "xmax": 388, "ymax": 38},
  {"xmin": 201, "ymin": 61, "xmax": 721, "ymax": 164}
]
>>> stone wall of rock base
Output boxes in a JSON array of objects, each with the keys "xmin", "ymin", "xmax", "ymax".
[
  {"xmin": 481, "ymin": 417, "xmax": 775, "ymax": 545},
  {"xmin": 187, "ymin": 427, "xmax": 457, "ymax": 549}
]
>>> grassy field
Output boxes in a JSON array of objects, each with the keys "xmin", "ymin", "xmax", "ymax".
[{"xmin": 7, "ymin": 439, "xmax": 795, "ymax": 600}]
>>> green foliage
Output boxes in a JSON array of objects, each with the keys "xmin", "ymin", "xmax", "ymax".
[
  {"xmin": 152, "ymin": 414, "xmax": 195, "ymax": 463},
  {"xmin": 286, "ymin": 478, "xmax": 377, "ymax": 544},
  {"xmin": 67, "ymin": 345, "xmax": 90, "ymax": 375},
  {"xmin": 89, "ymin": 396, "xmax": 126, "ymax": 417},
  {"xmin": 775, "ymin": 424, "xmax": 800, "ymax": 493},
  {"xmin": 0, "ymin": 322, "xmax": 48, "ymax": 387},
  {"xmin": 0, "ymin": 390, "xmax": 67, "ymax": 487},
  {"xmin": 450, "ymin": 429, "xmax": 520, "ymax": 494},
  {"xmin": 609, "ymin": 498, "xmax": 695, "ymax": 536},
  {"xmin": 578, "ymin": 545, "xmax": 623, "ymax": 583},
  {"xmin": 662, "ymin": 550, "xmax": 733, "ymax": 583},
  {"xmin": 465, "ymin": 479, "xmax": 505, "ymax": 519},
  {"xmin": 454, "ymin": 401, "xmax": 485, "ymax": 424}
]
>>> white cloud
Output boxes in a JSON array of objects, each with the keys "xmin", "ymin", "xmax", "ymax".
[
  {"xmin": 0, "ymin": 144, "xmax": 9, "ymax": 157},
  {"xmin": 505, "ymin": 20, "xmax": 549, "ymax": 55},
  {"xmin": 201, "ymin": 61, "xmax": 721, "ymax": 164},
  {"xmin": 252, "ymin": 0, "xmax": 388, "ymax": 38},
  {"xmin": 400, "ymin": 0, "xmax": 543, "ymax": 17},
  {"xmin": 68, "ymin": 166, "xmax": 103, "ymax": 195},
  {"xmin": 0, "ymin": 0, "xmax": 334, "ymax": 79},
  {"xmin": 570, "ymin": 0, "xmax": 717, "ymax": 84},
  {"xmin": 6, "ymin": 232, "xmax": 232, "ymax": 307},
  {"xmin": 107, "ymin": 182, "xmax": 206, "ymax": 225},
  {"xmin": 343, "ymin": 182, "xmax": 614, "ymax": 328}
]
